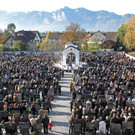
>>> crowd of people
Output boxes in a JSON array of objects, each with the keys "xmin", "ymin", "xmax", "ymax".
[
  {"xmin": 0, "ymin": 51, "xmax": 135, "ymax": 135},
  {"xmin": 70, "ymin": 53, "xmax": 135, "ymax": 135},
  {"xmin": 0, "ymin": 53, "xmax": 63, "ymax": 134}
]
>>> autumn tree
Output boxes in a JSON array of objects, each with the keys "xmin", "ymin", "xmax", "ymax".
[
  {"xmin": 60, "ymin": 23, "xmax": 85, "ymax": 48},
  {"xmin": 0, "ymin": 30, "xmax": 8, "ymax": 44},
  {"xmin": 124, "ymin": 15, "xmax": 135, "ymax": 50},
  {"xmin": 0, "ymin": 44, "xmax": 4, "ymax": 51}
]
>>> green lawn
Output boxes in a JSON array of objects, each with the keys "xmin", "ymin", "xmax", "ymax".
[{"xmin": 131, "ymin": 54, "xmax": 135, "ymax": 57}]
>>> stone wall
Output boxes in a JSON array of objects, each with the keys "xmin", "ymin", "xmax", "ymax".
[{"xmin": 125, "ymin": 53, "xmax": 135, "ymax": 60}]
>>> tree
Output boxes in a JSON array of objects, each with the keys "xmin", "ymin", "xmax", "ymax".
[
  {"xmin": 40, "ymin": 39, "xmax": 52, "ymax": 51},
  {"xmin": 0, "ymin": 44, "xmax": 4, "ymax": 51},
  {"xmin": 117, "ymin": 24, "xmax": 126, "ymax": 47},
  {"xmin": 124, "ymin": 15, "xmax": 135, "ymax": 50},
  {"xmin": 13, "ymin": 41, "xmax": 26, "ymax": 51},
  {"xmin": 0, "ymin": 31, "xmax": 8, "ymax": 44},
  {"xmin": 20, "ymin": 42, "xmax": 27, "ymax": 51},
  {"xmin": 88, "ymin": 42, "xmax": 101, "ymax": 51},
  {"xmin": 53, "ymin": 41, "xmax": 64, "ymax": 51},
  {"xmin": 82, "ymin": 39, "xmax": 88, "ymax": 51},
  {"xmin": 5, "ymin": 23, "xmax": 16, "ymax": 36},
  {"xmin": 60, "ymin": 23, "xmax": 85, "ymax": 48}
]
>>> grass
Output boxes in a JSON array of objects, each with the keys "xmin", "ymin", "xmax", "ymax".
[{"xmin": 131, "ymin": 54, "xmax": 135, "ymax": 57}]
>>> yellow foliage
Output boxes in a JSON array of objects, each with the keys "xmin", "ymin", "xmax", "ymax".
[
  {"xmin": 0, "ymin": 33, "xmax": 8, "ymax": 44},
  {"xmin": 45, "ymin": 31, "xmax": 50, "ymax": 41},
  {"xmin": 124, "ymin": 15, "xmax": 135, "ymax": 50},
  {"xmin": 59, "ymin": 23, "xmax": 85, "ymax": 48}
]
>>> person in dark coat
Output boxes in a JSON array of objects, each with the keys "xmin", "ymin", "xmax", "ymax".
[
  {"xmin": 42, "ymin": 114, "xmax": 49, "ymax": 134},
  {"xmin": 31, "ymin": 104, "xmax": 36, "ymax": 115},
  {"xmin": 58, "ymin": 85, "xmax": 61, "ymax": 96},
  {"xmin": 110, "ymin": 113, "xmax": 118, "ymax": 124}
]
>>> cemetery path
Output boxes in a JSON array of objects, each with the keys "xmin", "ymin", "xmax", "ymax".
[{"xmin": 48, "ymin": 72, "xmax": 72, "ymax": 135}]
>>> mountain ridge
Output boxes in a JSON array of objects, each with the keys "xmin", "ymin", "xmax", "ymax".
[{"xmin": 0, "ymin": 7, "xmax": 132, "ymax": 32}]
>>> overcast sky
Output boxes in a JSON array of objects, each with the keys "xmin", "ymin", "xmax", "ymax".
[{"xmin": 0, "ymin": 0, "xmax": 135, "ymax": 15}]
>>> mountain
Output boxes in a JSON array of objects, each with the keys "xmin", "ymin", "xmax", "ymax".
[{"xmin": 0, "ymin": 7, "xmax": 132, "ymax": 32}]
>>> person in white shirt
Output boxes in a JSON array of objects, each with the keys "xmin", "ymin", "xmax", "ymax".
[
  {"xmin": 86, "ymin": 99, "xmax": 92, "ymax": 109},
  {"xmin": 132, "ymin": 97, "xmax": 135, "ymax": 105}
]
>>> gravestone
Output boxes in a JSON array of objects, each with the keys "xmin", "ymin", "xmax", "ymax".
[
  {"xmin": 123, "ymin": 121, "xmax": 133, "ymax": 130},
  {"xmin": 34, "ymin": 103, "xmax": 40, "ymax": 111},
  {"xmin": 0, "ymin": 110, "xmax": 8, "ymax": 119},
  {"xmin": 33, "ymin": 123, "xmax": 43, "ymax": 133},
  {"xmin": 105, "ymin": 95, "xmax": 114, "ymax": 102},
  {"xmin": 16, "ymin": 94, "xmax": 22, "ymax": 102},
  {"xmin": 85, "ymin": 95, "xmax": 92, "ymax": 102},
  {"xmin": 73, "ymin": 123, "xmax": 81, "ymax": 134},
  {"xmin": 12, "ymin": 110, "xmax": 20, "ymax": 118},
  {"xmin": 5, "ymin": 122, "xmax": 17, "ymax": 134},
  {"xmin": 42, "ymin": 102, "xmax": 49, "ymax": 110},
  {"xmin": 32, "ymin": 89, "xmax": 37, "ymax": 94},
  {"xmin": 108, "ymin": 103, "xmax": 113, "ymax": 109},
  {"xmin": 86, "ymin": 122, "xmax": 95, "ymax": 133},
  {"xmin": 110, "ymin": 123, "xmax": 121, "ymax": 135},
  {"xmin": 19, "ymin": 122, "xmax": 29, "ymax": 135},
  {"xmin": 97, "ymin": 95, "xmax": 105, "ymax": 101},
  {"xmin": 99, "ymin": 121, "xmax": 106, "ymax": 134},
  {"xmin": 38, "ymin": 110, "xmax": 48, "ymax": 118},
  {"xmin": 23, "ymin": 111, "xmax": 33, "ymax": 119}
]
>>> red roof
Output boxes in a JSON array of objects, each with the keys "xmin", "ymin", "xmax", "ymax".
[{"xmin": 84, "ymin": 34, "xmax": 91, "ymax": 40}]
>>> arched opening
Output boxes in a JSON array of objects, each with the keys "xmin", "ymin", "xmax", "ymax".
[{"xmin": 66, "ymin": 52, "xmax": 76, "ymax": 65}]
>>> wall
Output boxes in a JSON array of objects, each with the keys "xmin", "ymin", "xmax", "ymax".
[
  {"xmin": 0, "ymin": 51, "xmax": 63, "ymax": 55},
  {"xmin": 101, "ymin": 49, "xmax": 114, "ymax": 52},
  {"xmin": 125, "ymin": 53, "xmax": 135, "ymax": 60},
  {"xmin": 27, "ymin": 42, "xmax": 38, "ymax": 51}
]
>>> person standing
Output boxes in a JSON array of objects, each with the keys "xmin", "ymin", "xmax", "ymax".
[
  {"xmin": 42, "ymin": 114, "xmax": 49, "ymax": 134},
  {"xmin": 48, "ymin": 120, "xmax": 53, "ymax": 131},
  {"xmin": 69, "ymin": 81, "xmax": 73, "ymax": 93}
]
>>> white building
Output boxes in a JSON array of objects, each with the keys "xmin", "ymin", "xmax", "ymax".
[
  {"xmin": 63, "ymin": 41, "xmax": 80, "ymax": 68},
  {"xmin": 87, "ymin": 31, "xmax": 106, "ymax": 44}
]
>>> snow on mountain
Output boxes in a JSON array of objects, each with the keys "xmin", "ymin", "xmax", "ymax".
[{"xmin": 0, "ymin": 7, "xmax": 132, "ymax": 32}]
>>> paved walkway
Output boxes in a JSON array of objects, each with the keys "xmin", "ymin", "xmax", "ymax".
[{"xmin": 48, "ymin": 72, "xmax": 72, "ymax": 135}]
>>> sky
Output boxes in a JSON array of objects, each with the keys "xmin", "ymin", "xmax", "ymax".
[{"xmin": 0, "ymin": 0, "xmax": 135, "ymax": 15}]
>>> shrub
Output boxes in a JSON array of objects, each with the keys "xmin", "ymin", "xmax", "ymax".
[
  {"xmin": 10, "ymin": 47, "xmax": 18, "ymax": 51},
  {"xmin": 3, "ymin": 46, "xmax": 10, "ymax": 51},
  {"xmin": 32, "ymin": 131, "xmax": 38, "ymax": 135}
]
